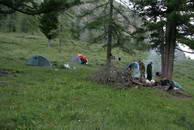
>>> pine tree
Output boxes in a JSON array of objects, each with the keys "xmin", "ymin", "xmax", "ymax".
[
  {"xmin": 79, "ymin": 0, "xmax": 148, "ymax": 65},
  {"xmin": 132, "ymin": 0, "xmax": 194, "ymax": 79},
  {"xmin": 39, "ymin": 12, "xmax": 59, "ymax": 47}
]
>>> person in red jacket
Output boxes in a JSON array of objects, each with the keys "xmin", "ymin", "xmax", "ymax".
[{"xmin": 80, "ymin": 55, "xmax": 88, "ymax": 64}]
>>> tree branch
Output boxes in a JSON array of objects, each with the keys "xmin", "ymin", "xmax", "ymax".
[
  {"xmin": 176, "ymin": 47, "xmax": 194, "ymax": 54},
  {"xmin": 0, "ymin": 9, "xmax": 15, "ymax": 14},
  {"xmin": 112, "ymin": 5, "xmax": 138, "ymax": 30},
  {"xmin": 77, "ymin": 2, "xmax": 108, "ymax": 18}
]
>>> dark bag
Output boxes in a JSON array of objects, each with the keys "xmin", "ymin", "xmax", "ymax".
[{"xmin": 160, "ymin": 79, "xmax": 175, "ymax": 91}]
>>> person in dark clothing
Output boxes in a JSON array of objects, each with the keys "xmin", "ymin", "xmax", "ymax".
[
  {"xmin": 147, "ymin": 62, "xmax": 153, "ymax": 81},
  {"xmin": 80, "ymin": 58, "xmax": 87, "ymax": 64},
  {"xmin": 155, "ymin": 72, "xmax": 162, "ymax": 86}
]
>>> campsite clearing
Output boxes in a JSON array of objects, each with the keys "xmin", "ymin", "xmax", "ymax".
[{"xmin": 0, "ymin": 33, "xmax": 194, "ymax": 130}]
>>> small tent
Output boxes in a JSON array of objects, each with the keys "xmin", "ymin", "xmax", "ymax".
[
  {"xmin": 70, "ymin": 54, "xmax": 88, "ymax": 64},
  {"xmin": 70, "ymin": 55, "xmax": 81, "ymax": 63},
  {"xmin": 26, "ymin": 56, "xmax": 51, "ymax": 66}
]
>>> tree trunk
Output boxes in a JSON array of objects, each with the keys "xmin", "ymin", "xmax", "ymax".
[
  {"xmin": 161, "ymin": 46, "xmax": 165, "ymax": 75},
  {"xmin": 106, "ymin": 0, "xmax": 113, "ymax": 65},
  {"xmin": 59, "ymin": 25, "xmax": 63, "ymax": 52},
  {"xmin": 59, "ymin": 38, "xmax": 62, "ymax": 52},
  {"xmin": 48, "ymin": 39, "xmax": 51, "ymax": 47},
  {"xmin": 160, "ymin": 27, "xmax": 165, "ymax": 75},
  {"xmin": 163, "ymin": 18, "xmax": 176, "ymax": 80}
]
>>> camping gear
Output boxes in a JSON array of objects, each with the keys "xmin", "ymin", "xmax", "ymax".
[
  {"xmin": 64, "ymin": 64, "xmax": 71, "ymax": 69},
  {"xmin": 70, "ymin": 54, "xmax": 88, "ymax": 64},
  {"xmin": 63, "ymin": 64, "xmax": 76, "ymax": 70},
  {"xmin": 70, "ymin": 55, "xmax": 81, "ymax": 63},
  {"xmin": 26, "ymin": 56, "xmax": 51, "ymax": 66},
  {"xmin": 173, "ymin": 81, "xmax": 183, "ymax": 89},
  {"xmin": 161, "ymin": 79, "xmax": 175, "ymax": 91}
]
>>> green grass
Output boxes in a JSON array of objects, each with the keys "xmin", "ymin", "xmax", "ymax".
[{"xmin": 0, "ymin": 33, "xmax": 194, "ymax": 130}]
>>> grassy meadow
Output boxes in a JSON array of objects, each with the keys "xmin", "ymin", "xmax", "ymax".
[{"xmin": 0, "ymin": 33, "xmax": 194, "ymax": 130}]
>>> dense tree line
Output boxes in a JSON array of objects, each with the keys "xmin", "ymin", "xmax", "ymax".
[{"xmin": 0, "ymin": 13, "xmax": 39, "ymax": 33}]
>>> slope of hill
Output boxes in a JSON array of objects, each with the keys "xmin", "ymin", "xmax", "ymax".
[{"xmin": 0, "ymin": 33, "xmax": 194, "ymax": 130}]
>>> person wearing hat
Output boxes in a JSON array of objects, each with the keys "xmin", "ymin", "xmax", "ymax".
[{"xmin": 147, "ymin": 62, "xmax": 153, "ymax": 81}]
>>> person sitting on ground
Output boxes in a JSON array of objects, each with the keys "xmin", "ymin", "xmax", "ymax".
[
  {"xmin": 155, "ymin": 72, "xmax": 162, "ymax": 86},
  {"xmin": 79, "ymin": 55, "xmax": 88, "ymax": 64},
  {"xmin": 80, "ymin": 57, "xmax": 88, "ymax": 64}
]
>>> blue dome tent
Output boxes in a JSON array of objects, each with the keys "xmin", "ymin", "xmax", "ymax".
[{"xmin": 26, "ymin": 56, "xmax": 51, "ymax": 66}]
